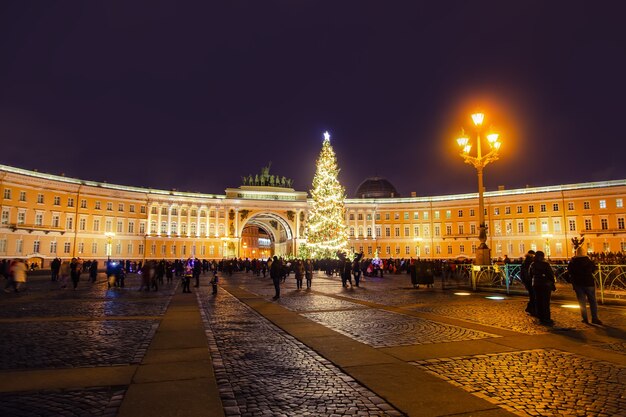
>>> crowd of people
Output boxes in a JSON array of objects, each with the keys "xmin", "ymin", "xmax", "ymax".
[{"xmin": 0, "ymin": 250, "xmax": 618, "ymax": 327}]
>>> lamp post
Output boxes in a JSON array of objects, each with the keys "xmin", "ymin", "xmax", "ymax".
[
  {"xmin": 542, "ymin": 233, "xmax": 553, "ymax": 258},
  {"xmin": 456, "ymin": 112, "xmax": 502, "ymax": 265},
  {"xmin": 104, "ymin": 232, "xmax": 115, "ymax": 261}
]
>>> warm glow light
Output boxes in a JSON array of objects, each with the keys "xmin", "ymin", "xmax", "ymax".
[
  {"xmin": 457, "ymin": 136, "xmax": 469, "ymax": 147},
  {"xmin": 463, "ymin": 145, "xmax": 472, "ymax": 154},
  {"xmin": 493, "ymin": 142, "xmax": 501, "ymax": 150},
  {"xmin": 486, "ymin": 133, "xmax": 499, "ymax": 143},
  {"xmin": 561, "ymin": 304, "xmax": 580, "ymax": 309},
  {"xmin": 485, "ymin": 296, "xmax": 506, "ymax": 300},
  {"xmin": 471, "ymin": 113, "xmax": 485, "ymax": 126},
  {"xmin": 454, "ymin": 292, "xmax": 472, "ymax": 296},
  {"xmin": 323, "ymin": 131, "xmax": 330, "ymax": 141}
]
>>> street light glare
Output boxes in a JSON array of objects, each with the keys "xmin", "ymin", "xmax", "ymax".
[
  {"xmin": 457, "ymin": 136, "xmax": 469, "ymax": 147},
  {"xmin": 487, "ymin": 133, "xmax": 499, "ymax": 143},
  {"xmin": 471, "ymin": 113, "xmax": 485, "ymax": 126}
]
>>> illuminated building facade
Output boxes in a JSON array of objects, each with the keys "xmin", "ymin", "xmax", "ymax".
[{"xmin": 0, "ymin": 164, "xmax": 625, "ymax": 265}]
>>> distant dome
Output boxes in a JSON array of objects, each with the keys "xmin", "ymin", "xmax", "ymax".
[{"xmin": 355, "ymin": 177, "xmax": 400, "ymax": 198}]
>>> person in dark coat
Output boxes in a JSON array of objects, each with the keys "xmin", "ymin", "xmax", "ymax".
[
  {"xmin": 520, "ymin": 250, "xmax": 536, "ymax": 316},
  {"xmin": 530, "ymin": 251, "xmax": 556, "ymax": 325},
  {"xmin": 270, "ymin": 256, "xmax": 282, "ymax": 300},
  {"xmin": 409, "ymin": 259, "xmax": 418, "ymax": 288},
  {"xmin": 416, "ymin": 260, "xmax": 434, "ymax": 288},
  {"xmin": 567, "ymin": 247, "xmax": 602, "ymax": 325},
  {"xmin": 352, "ymin": 252, "xmax": 363, "ymax": 287}
]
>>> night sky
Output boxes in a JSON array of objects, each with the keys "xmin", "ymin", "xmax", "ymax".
[{"xmin": 1, "ymin": 1, "xmax": 626, "ymax": 197}]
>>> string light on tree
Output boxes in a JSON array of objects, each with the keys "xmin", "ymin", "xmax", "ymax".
[{"xmin": 304, "ymin": 131, "xmax": 349, "ymax": 259}]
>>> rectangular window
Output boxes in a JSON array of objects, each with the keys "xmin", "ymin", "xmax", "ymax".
[
  {"xmin": 423, "ymin": 211, "xmax": 429, "ymax": 220},
  {"xmin": 117, "ymin": 203, "xmax": 123, "ymax": 212},
  {"xmin": 385, "ymin": 227, "xmax": 390, "ymax": 237},
  {"xmin": 138, "ymin": 244, "xmax": 144, "ymax": 255},
  {"xmin": 52, "ymin": 214, "xmax": 60, "ymax": 228},
  {"xmin": 105, "ymin": 220, "xmax": 112, "ymax": 232},
  {"xmin": 19, "ymin": 191, "xmax": 26, "ymax": 202},
  {"xmin": 3, "ymin": 189, "xmax": 11, "ymax": 199},
  {"xmin": 494, "ymin": 207, "xmax": 500, "ymax": 215},
  {"xmin": 35, "ymin": 213, "xmax": 43, "ymax": 226},
  {"xmin": 79, "ymin": 218, "xmax": 86, "ymax": 231},
  {"xmin": 459, "ymin": 244, "xmax": 465, "ymax": 253},
  {"xmin": 50, "ymin": 241, "xmax": 57, "ymax": 254},
  {"xmin": 358, "ymin": 213, "xmax": 364, "ymax": 221},
  {"xmin": 528, "ymin": 205, "xmax": 535, "ymax": 213},
  {"xmin": 404, "ymin": 212, "xmax": 409, "ymax": 220},
  {"xmin": 349, "ymin": 213, "xmax": 354, "ymax": 221},
  {"xmin": 95, "ymin": 201, "xmax": 101, "ymax": 210},
  {"xmin": 517, "ymin": 206, "xmax": 522, "ymax": 214},
  {"xmin": 458, "ymin": 224, "xmax": 464, "ymax": 234},
  {"xmin": 446, "ymin": 225, "xmax": 452, "ymax": 235},
  {"xmin": 0, "ymin": 239, "xmax": 7, "ymax": 253},
  {"xmin": 445, "ymin": 210, "xmax": 451, "ymax": 219},
  {"xmin": 376, "ymin": 213, "xmax": 380, "ymax": 220},
  {"xmin": 81, "ymin": 199, "xmax": 87, "ymax": 208},
  {"xmin": 64, "ymin": 242, "xmax": 71, "ymax": 254},
  {"xmin": 67, "ymin": 197, "xmax": 74, "ymax": 207},
  {"xmin": 599, "ymin": 200, "xmax": 606, "ymax": 209},
  {"xmin": 367, "ymin": 227, "xmax": 372, "ymax": 237},
  {"xmin": 394, "ymin": 213, "xmax": 400, "ymax": 220},
  {"xmin": 540, "ymin": 204, "xmax": 546, "ymax": 212},
  {"xmin": 583, "ymin": 201, "xmax": 590, "ymax": 210},
  {"xmin": 405, "ymin": 246, "xmax": 410, "ymax": 255},
  {"xmin": 150, "ymin": 244, "xmax": 156, "ymax": 255},
  {"xmin": 18, "ymin": 212, "xmax": 25, "ymax": 225},
  {"xmin": 404, "ymin": 226, "xmax": 410, "ymax": 237},
  {"xmin": 37, "ymin": 194, "xmax": 44, "ymax": 204},
  {"xmin": 470, "ymin": 224, "xmax": 476, "ymax": 235},
  {"xmin": 16, "ymin": 239, "xmax": 23, "ymax": 254},
  {"xmin": 375, "ymin": 226, "xmax": 381, "ymax": 237},
  {"xmin": 394, "ymin": 227, "xmax": 400, "ymax": 237},
  {"xmin": 434, "ymin": 211, "xmax": 440, "ymax": 219},
  {"xmin": 529, "ymin": 221, "xmax": 536, "ymax": 233},
  {"xmin": 617, "ymin": 198, "xmax": 623, "ymax": 208},
  {"xmin": 78, "ymin": 243, "xmax": 84, "ymax": 254},
  {"xmin": 366, "ymin": 213, "xmax": 372, "ymax": 221},
  {"xmin": 115, "ymin": 243, "xmax": 121, "ymax": 255},
  {"xmin": 66, "ymin": 217, "xmax": 73, "ymax": 230},
  {"xmin": 517, "ymin": 221, "xmax": 524, "ymax": 233},
  {"xmin": 541, "ymin": 220, "xmax": 548, "ymax": 233},
  {"xmin": 53, "ymin": 196, "xmax": 60, "ymax": 206},
  {"xmin": 413, "ymin": 226, "xmax": 419, "ymax": 236},
  {"xmin": 107, "ymin": 202, "xmax": 113, "ymax": 211},
  {"xmin": 568, "ymin": 202, "xmax": 574, "ymax": 210},
  {"xmin": 34, "ymin": 240, "xmax": 41, "ymax": 253},
  {"xmin": 413, "ymin": 212, "xmax": 419, "ymax": 220},
  {"xmin": 505, "ymin": 206, "xmax": 511, "ymax": 215},
  {"xmin": 117, "ymin": 221, "xmax": 123, "ymax": 233},
  {"xmin": 601, "ymin": 218, "xmax": 608, "ymax": 230},
  {"xmin": 618, "ymin": 217, "xmax": 624, "ymax": 230},
  {"xmin": 128, "ymin": 222, "xmax": 135, "ymax": 234},
  {"xmin": 469, "ymin": 209, "xmax": 475, "ymax": 217},
  {"xmin": 140, "ymin": 206, "xmax": 146, "ymax": 214},
  {"xmin": 127, "ymin": 243, "xmax": 133, "ymax": 254},
  {"xmin": 92, "ymin": 242, "xmax": 98, "ymax": 254},
  {"xmin": 505, "ymin": 221, "xmax": 512, "ymax": 235},
  {"xmin": 458, "ymin": 210, "xmax": 463, "ymax": 217},
  {"xmin": 584, "ymin": 219, "xmax": 592, "ymax": 230},
  {"xmin": 386, "ymin": 246, "xmax": 390, "ymax": 255},
  {"xmin": 434, "ymin": 225, "xmax": 440, "ymax": 237},
  {"xmin": 552, "ymin": 203, "xmax": 559, "ymax": 211},
  {"xmin": 569, "ymin": 219, "xmax": 576, "ymax": 231},
  {"xmin": 93, "ymin": 219, "xmax": 100, "ymax": 232},
  {"xmin": 553, "ymin": 220, "xmax": 561, "ymax": 233},
  {"xmin": 1, "ymin": 209, "xmax": 9, "ymax": 225},
  {"xmin": 385, "ymin": 213, "xmax": 390, "ymax": 220}
]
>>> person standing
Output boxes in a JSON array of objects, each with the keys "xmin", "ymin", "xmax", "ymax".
[
  {"xmin": 50, "ymin": 257, "xmax": 61, "ymax": 282},
  {"xmin": 567, "ymin": 247, "xmax": 602, "ymax": 325},
  {"xmin": 294, "ymin": 260, "xmax": 304, "ymax": 289},
  {"xmin": 530, "ymin": 251, "xmax": 556, "ymax": 325},
  {"xmin": 352, "ymin": 252, "xmax": 363, "ymax": 287},
  {"xmin": 89, "ymin": 260, "xmax": 98, "ymax": 283},
  {"xmin": 70, "ymin": 258, "xmax": 81, "ymax": 290},
  {"xmin": 4, "ymin": 259, "xmax": 27, "ymax": 293},
  {"xmin": 193, "ymin": 258, "xmax": 202, "ymax": 287},
  {"xmin": 520, "ymin": 250, "xmax": 536, "ymax": 316},
  {"xmin": 304, "ymin": 259, "xmax": 313, "ymax": 289},
  {"xmin": 270, "ymin": 255, "xmax": 281, "ymax": 300}
]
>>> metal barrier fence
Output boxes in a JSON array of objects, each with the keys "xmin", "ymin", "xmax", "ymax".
[{"xmin": 441, "ymin": 263, "xmax": 626, "ymax": 303}]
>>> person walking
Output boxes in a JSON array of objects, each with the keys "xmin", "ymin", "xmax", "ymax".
[
  {"xmin": 4, "ymin": 259, "xmax": 27, "ymax": 293},
  {"xmin": 567, "ymin": 247, "xmax": 602, "ymax": 325},
  {"xmin": 530, "ymin": 251, "xmax": 556, "ymax": 326},
  {"xmin": 520, "ymin": 250, "xmax": 536, "ymax": 316},
  {"xmin": 270, "ymin": 255, "xmax": 281, "ymax": 300}
]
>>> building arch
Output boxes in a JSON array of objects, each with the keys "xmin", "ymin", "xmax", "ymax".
[{"xmin": 239, "ymin": 211, "xmax": 295, "ymax": 258}]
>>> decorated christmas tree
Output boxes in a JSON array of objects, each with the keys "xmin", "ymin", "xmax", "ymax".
[{"xmin": 304, "ymin": 131, "xmax": 349, "ymax": 259}]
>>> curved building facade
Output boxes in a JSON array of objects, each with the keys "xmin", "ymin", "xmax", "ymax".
[{"xmin": 1, "ymin": 163, "xmax": 625, "ymax": 265}]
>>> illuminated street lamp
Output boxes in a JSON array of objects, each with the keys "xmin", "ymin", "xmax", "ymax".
[
  {"xmin": 104, "ymin": 232, "xmax": 116, "ymax": 261},
  {"xmin": 542, "ymin": 233, "xmax": 553, "ymax": 258},
  {"xmin": 456, "ymin": 112, "xmax": 502, "ymax": 265}
]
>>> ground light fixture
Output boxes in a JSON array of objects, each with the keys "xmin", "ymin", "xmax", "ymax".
[
  {"xmin": 561, "ymin": 304, "xmax": 581, "ymax": 309},
  {"xmin": 454, "ymin": 292, "xmax": 472, "ymax": 296},
  {"xmin": 485, "ymin": 296, "xmax": 506, "ymax": 300}
]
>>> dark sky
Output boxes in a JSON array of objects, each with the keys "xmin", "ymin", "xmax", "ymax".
[{"xmin": 1, "ymin": 1, "xmax": 626, "ymax": 197}]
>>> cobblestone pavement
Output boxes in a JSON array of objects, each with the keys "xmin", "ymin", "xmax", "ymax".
[
  {"xmin": 0, "ymin": 387, "xmax": 125, "ymax": 417},
  {"xmin": 412, "ymin": 349, "xmax": 626, "ymax": 417},
  {"xmin": 595, "ymin": 341, "xmax": 626, "ymax": 355},
  {"xmin": 0, "ymin": 320, "xmax": 158, "ymax": 370},
  {"xmin": 0, "ymin": 298, "xmax": 169, "ymax": 318},
  {"xmin": 270, "ymin": 292, "xmax": 368, "ymax": 312},
  {"xmin": 303, "ymin": 309, "xmax": 499, "ymax": 347},
  {"xmin": 198, "ymin": 289, "xmax": 404, "ymax": 416}
]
